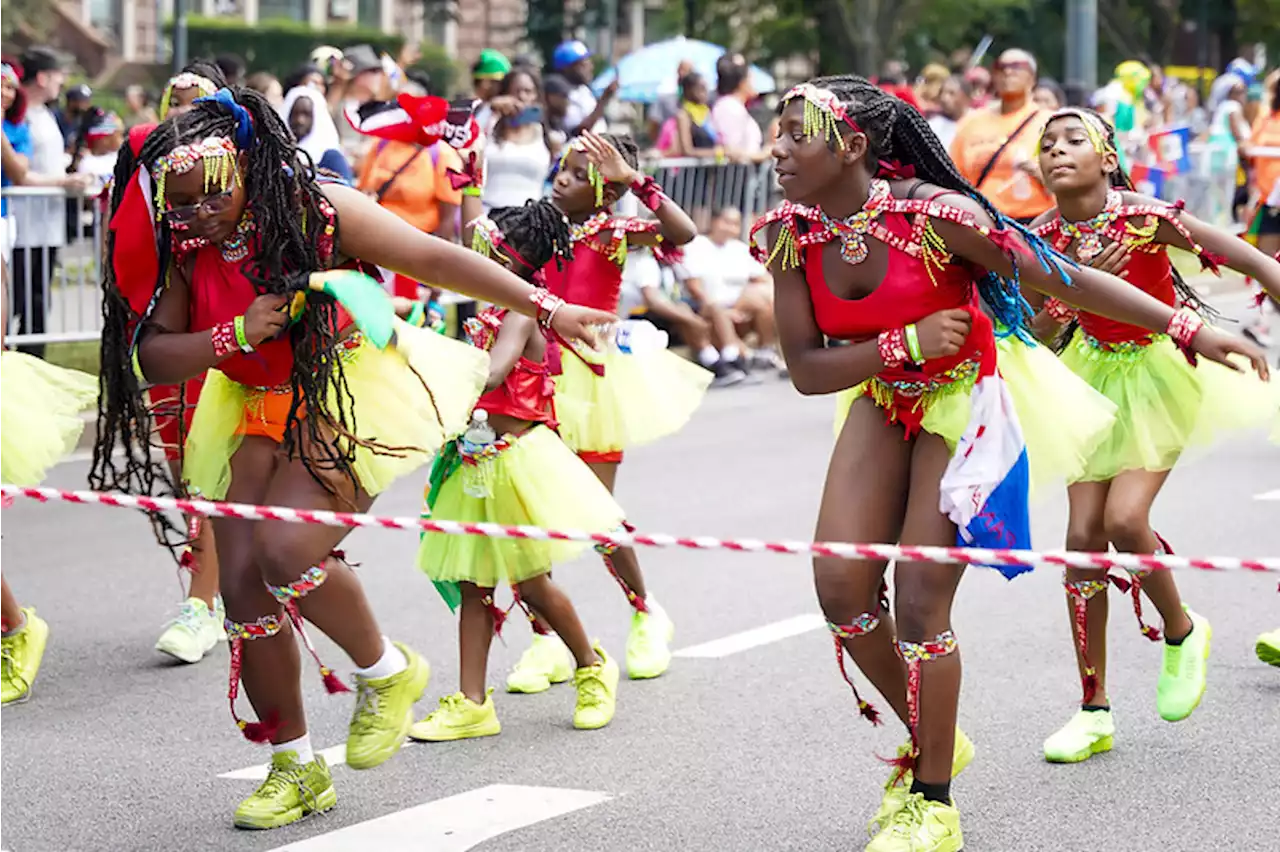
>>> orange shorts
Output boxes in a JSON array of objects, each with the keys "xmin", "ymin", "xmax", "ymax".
[{"xmin": 242, "ymin": 385, "xmax": 302, "ymax": 443}]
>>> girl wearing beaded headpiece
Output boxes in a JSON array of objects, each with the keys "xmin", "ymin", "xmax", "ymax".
[
  {"xmin": 753, "ymin": 77, "xmax": 1266, "ymax": 852},
  {"xmin": 497, "ymin": 129, "xmax": 707, "ymax": 692},
  {"xmin": 160, "ymin": 63, "xmax": 222, "ymax": 119},
  {"xmin": 411, "ymin": 199, "xmax": 627, "ymax": 740},
  {"xmin": 1031, "ymin": 107, "xmax": 1280, "ymax": 768},
  {"xmin": 92, "ymin": 86, "xmax": 615, "ymax": 831}
]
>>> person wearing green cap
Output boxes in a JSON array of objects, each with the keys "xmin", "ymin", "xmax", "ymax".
[{"xmin": 473, "ymin": 49, "xmax": 512, "ymax": 133}]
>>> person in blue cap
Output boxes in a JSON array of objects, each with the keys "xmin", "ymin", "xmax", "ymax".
[{"xmin": 552, "ymin": 39, "xmax": 616, "ymax": 136}]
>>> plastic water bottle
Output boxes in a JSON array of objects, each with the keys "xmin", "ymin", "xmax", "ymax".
[
  {"xmin": 460, "ymin": 409, "xmax": 497, "ymax": 498},
  {"xmin": 607, "ymin": 320, "xmax": 669, "ymax": 355}
]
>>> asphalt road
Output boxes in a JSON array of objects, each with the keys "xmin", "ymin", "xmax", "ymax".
[{"xmin": 3, "ymin": 288, "xmax": 1278, "ymax": 852}]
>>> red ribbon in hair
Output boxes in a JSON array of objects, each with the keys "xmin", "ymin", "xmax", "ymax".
[
  {"xmin": 109, "ymin": 123, "xmax": 161, "ymax": 317},
  {"xmin": 876, "ymin": 159, "xmax": 916, "ymax": 180}
]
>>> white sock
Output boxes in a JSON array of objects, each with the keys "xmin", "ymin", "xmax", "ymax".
[
  {"xmin": 722, "ymin": 345, "xmax": 741, "ymax": 363},
  {"xmin": 697, "ymin": 345, "xmax": 719, "ymax": 367},
  {"xmin": 274, "ymin": 733, "xmax": 314, "ymax": 765},
  {"xmin": 354, "ymin": 636, "xmax": 407, "ymax": 680}
]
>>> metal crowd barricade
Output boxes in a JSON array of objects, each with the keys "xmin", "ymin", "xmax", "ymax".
[
  {"xmin": 2, "ymin": 185, "xmax": 104, "ymax": 347},
  {"xmin": 644, "ymin": 157, "xmax": 775, "ymax": 228},
  {"xmin": 1163, "ymin": 141, "xmax": 1240, "ymax": 231}
]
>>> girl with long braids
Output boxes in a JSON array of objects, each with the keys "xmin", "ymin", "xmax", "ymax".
[
  {"xmin": 1032, "ymin": 108, "xmax": 1280, "ymax": 765},
  {"xmin": 502, "ymin": 130, "xmax": 708, "ymax": 691},
  {"xmin": 93, "ymin": 87, "xmax": 613, "ymax": 830},
  {"xmin": 753, "ymin": 76, "xmax": 1266, "ymax": 852},
  {"xmin": 411, "ymin": 200, "xmax": 624, "ymax": 741}
]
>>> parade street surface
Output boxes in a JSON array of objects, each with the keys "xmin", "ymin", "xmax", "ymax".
[{"xmin": 2, "ymin": 289, "xmax": 1278, "ymax": 852}]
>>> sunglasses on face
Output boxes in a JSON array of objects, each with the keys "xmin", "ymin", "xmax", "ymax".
[
  {"xmin": 995, "ymin": 61, "xmax": 1035, "ymax": 74},
  {"xmin": 163, "ymin": 172, "xmax": 239, "ymax": 225}
]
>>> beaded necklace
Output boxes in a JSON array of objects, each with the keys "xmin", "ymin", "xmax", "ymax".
[{"xmin": 1058, "ymin": 189, "xmax": 1123, "ymax": 261}]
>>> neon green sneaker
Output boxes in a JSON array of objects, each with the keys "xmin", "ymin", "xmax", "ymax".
[
  {"xmin": 866, "ymin": 793, "xmax": 963, "ymax": 852},
  {"xmin": 409, "ymin": 690, "xmax": 501, "ymax": 742},
  {"xmin": 155, "ymin": 597, "xmax": 222, "ymax": 664},
  {"xmin": 1256, "ymin": 630, "xmax": 1280, "ymax": 667},
  {"xmin": 573, "ymin": 643, "xmax": 619, "ymax": 730},
  {"xmin": 868, "ymin": 727, "xmax": 975, "ymax": 836},
  {"xmin": 626, "ymin": 607, "xmax": 674, "ymax": 680},
  {"xmin": 1043, "ymin": 708, "xmax": 1115, "ymax": 763},
  {"xmin": 2, "ymin": 608, "xmax": 49, "ymax": 706},
  {"xmin": 233, "ymin": 751, "xmax": 336, "ymax": 830},
  {"xmin": 506, "ymin": 633, "xmax": 573, "ymax": 694},
  {"xmin": 1157, "ymin": 607, "xmax": 1211, "ymax": 722},
  {"xmin": 346, "ymin": 642, "xmax": 430, "ymax": 770}
]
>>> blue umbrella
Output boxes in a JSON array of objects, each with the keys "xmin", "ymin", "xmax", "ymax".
[{"xmin": 591, "ymin": 36, "xmax": 776, "ymax": 105}]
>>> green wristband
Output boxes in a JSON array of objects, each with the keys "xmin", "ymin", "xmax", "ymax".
[
  {"xmin": 462, "ymin": 186, "xmax": 483, "ymax": 197},
  {"xmin": 904, "ymin": 323, "xmax": 924, "ymax": 364},
  {"xmin": 234, "ymin": 315, "xmax": 253, "ymax": 352}
]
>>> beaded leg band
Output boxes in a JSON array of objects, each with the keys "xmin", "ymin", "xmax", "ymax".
[
  {"xmin": 595, "ymin": 522, "xmax": 650, "ymax": 614},
  {"xmin": 265, "ymin": 560, "xmax": 351, "ymax": 695},
  {"xmin": 827, "ymin": 582, "xmax": 891, "ymax": 725},
  {"xmin": 226, "ymin": 613, "xmax": 286, "ymax": 742},
  {"xmin": 510, "ymin": 585, "xmax": 551, "ymax": 636},
  {"xmin": 1108, "ymin": 531, "xmax": 1173, "ymax": 643},
  {"xmin": 886, "ymin": 629, "xmax": 959, "ymax": 784},
  {"xmin": 1064, "ymin": 575, "xmax": 1112, "ymax": 704}
]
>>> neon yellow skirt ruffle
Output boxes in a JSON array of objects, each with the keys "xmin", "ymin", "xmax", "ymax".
[
  {"xmin": 185, "ymin": 321, "xmax": 489, "ymax": 499},
  {"xmin": 0, "ymin": 352, "xmax": 98, "ymax": 485},
  {"xmin": 831, "ymin": 339, "xmax": 1118, "ymax": 493},
  {"xmin": 553, "ymin": 347, "xmax": 712, "ymax": 456},
  {"xmin": 1060, "ymin": 329, "xmax": 1280, "ymax": 482},
  {"xmin": 419, "ymin": 425, "xmax": 626, "ymax": 587}
]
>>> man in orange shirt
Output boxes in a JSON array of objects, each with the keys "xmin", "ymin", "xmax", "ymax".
[{"xmin": 949, "ymin": 48, "xmax": 1053, "ymax": 225}]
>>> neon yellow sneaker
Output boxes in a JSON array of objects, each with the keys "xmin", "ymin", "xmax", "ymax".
[
  {"xmin": 1256, "ymin": 629, "xmax": 1280, "ymax": 667},
  {"xmin": 409, "ymin": 690, "xmax": 501, "ymax": 741},
  {"xmin": 1043, "ymin": 708, "xmax": 1115, "ymax": 763},
  {"xmin": 573, "ymin": 643, "xmax": 619, "ymax": 730},
  {"xmin": 233, "ymin": 751, "xmax": 336, "ymax": 830},
  {"xmin": 346, "ymin": 642, "xmax": 429, "ymax": 770},
  {"xmin": 1157, "ymin": 607, "xmax": 1211, "ymax": 722},
  {"xmin": 866, "ymin": 793, "xmax": 963, "ymax": 852},
  {"xmin": 868, "ymin": 727, "xmax": 975, "ymax": 836},
  {"xmin": 1, "ymin": 608, "xmax": 49, "ymax": 706},
  {"xmin": 626, "ymin": 607, "xmax": 674, "ymax": 680},
  {"xmin": 506, "ymin": 633, "xmax": 574, "ymax": 694},
  {"xmin": 155, "ymin": 597, "xmax": 222, "ymax": 664}
]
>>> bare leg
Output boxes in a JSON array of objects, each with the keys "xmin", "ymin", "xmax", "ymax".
[
  {"xmin": 457, "ymin": 583, "xmax": 495, "ymax": 703},
  {"xmin": 186, "ymin": 522, "xmax": 221, "ymax": 607},
  {"xmin": 1, "ymin": 578, "xmax": 23, "ymax": 632},
  {"xmin": 515, "ymin": 573, "xmax": 598, "ymax": 668},
  {"xmin": 813, "ymin": 397, "xmax": 912, "ymax": 726},
  {"xmin": 1065, "ymin": 481, "xmax": 1113, "ymax": 705},
  {"xmin": 738, "ymin": 288, "xmax": 778, "ymax": 348},
  {"xmin": 586, "ymin": 459, "xmax": 648, "ymax": 602},
  {"xmin": 1104, "ymin": 469, "xmax": 1192, "ymax": 640}
]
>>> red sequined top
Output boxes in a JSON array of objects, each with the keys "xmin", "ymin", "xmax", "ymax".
[
  {"xmin": 541, "ymin": 213, "xmax": 659, "ymax": 313},
  {"xmin": 1033, "ymin": 191, "xmax": 1221, "ymax": 345},
  {"xmin": 465, "ymin": 306, "xmax": 559, "ymax": 428},
  {"xmin": 751, "ymin": 181, "xmax": 1026, "ymax": 435}
]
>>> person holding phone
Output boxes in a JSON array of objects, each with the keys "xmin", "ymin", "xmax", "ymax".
[{"xmin": 484, "ymin": 69, "xmax": 552, "ymax": 210}]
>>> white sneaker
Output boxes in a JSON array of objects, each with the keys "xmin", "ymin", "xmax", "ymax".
[{"xmin": 155, "ymin": 597, "xmax": 223, "ymax": 664}]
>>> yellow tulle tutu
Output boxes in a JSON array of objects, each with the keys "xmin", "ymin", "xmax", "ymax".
[
  {"xmin": 0, "ymin": 352, "xmax": 98, "ymax": 485},
  {"xmin": 553, "ymin": 346, "xmax": 712, "ymax": 457},
  {"xmin": 185, "ymin": 321, "xmax": 489, "ymax": 499},
  {"xmin": 419, "ymin": 425, "xmax": 626, "ymax": 587},
  {"xmin": 1060, "ymin": 329, "xmax": 1280, "ymax": 482},
  {"xmin": 831, "ymin": 338, "xmax": 1118, "ymax": 493}
]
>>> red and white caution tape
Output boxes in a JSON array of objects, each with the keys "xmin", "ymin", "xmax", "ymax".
[{"xmin": 3, "ymin": 484, "xmax": 1278, "ymax": 574}]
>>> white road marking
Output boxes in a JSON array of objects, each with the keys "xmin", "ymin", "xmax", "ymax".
[
  {"xmin": 264, "ymin": 784, "xmax": 611, "ymax": 852},
  {"xmin": 1256, "ymin": 490, "xmax": 1280, "ymax": 501},
  {"xmin": 219, "ymin": 744, "xmax": 352, "ymax": 781},
  {"xmin": 673, "ymin": 613, "xmax": 826, "ymax": 659}
]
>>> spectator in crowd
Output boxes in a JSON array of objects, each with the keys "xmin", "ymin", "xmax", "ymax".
[
  {"xmin": 648, "ymin": 58, "xmax": 695, "ymax": 143},
  {"xmin": 950, "ymin": 48, "xmax": 1053, "ymax": 225},
  {"xmin": 679, "ymin": 207, "xmax": 782, "ymax": 380},
  {"xmin": 542, "ymin": 73, "xmax": 572, "ymax": 155},
  {"xmin": 927, "ymin": 75, "xmax": 970, "ymax": 150},
  {"xmin": 246, "ymin": 71, "xmax": 284, "ymax": 108},
  {"xmin": 471, "ymin": 48, "xmax": 512, "ymax": 134},
  {"xmin": 619, "ymin": 249, "xmax": 729, "ymax": 384},
  {"xmin": 553, "ymin": 39, "xmax": 615, "ymax": 136},
  {"xmin": 122, "ymin": 84, "xmax": 158, "ymax": 128},
  {"xmin": 1034, "ymin": 77, "xmax": 1065, "ymax": 111},
  {"xmin": 483, "ymin": 68, "xmax": 552, "ymax": 210},
  {"xmin": 963, "ymin": 66, "xmax": 992, "ymax": 109},
  {"xmin": 711, "ymin": 61, "xmax": 768, "ymax": 163},
  {"xmin": 73, "ymin": 111, "xmax": 122, "ymax": 197},
  {"xmin": 280, "ymin": 84, "xmax": 352, "ymax": 182},
  {"xmin": 659, "ymin": 72, "xmax": 720, "ymax": 158},
  {"xmin": 1244, "ymin": 72, "xmax": 1280, "ymax": 344},
  {"xmin": 914, "ymin": 63, "xmax": 951, "ymax": 116},
  {"xmin": 336, "ymin": 45, "xmax": 390, "ymax": 157},
  {"xmin": 57, "ymin": 83, "xmax": 92, "ymax": 155},
  {"xmin": 214, "ymin": 53, "xmax": 246, "ymax": 87},
  {"xmin": 283, "ymin": 63, "xmax": 327, "ymax": 96},
  {"xmin": 512, "ymin": 52, "xmax": 542, "ymax": 74},
  {"xmin": 8, "ymin": 49, "xmax": 89, "ymax": 356}
]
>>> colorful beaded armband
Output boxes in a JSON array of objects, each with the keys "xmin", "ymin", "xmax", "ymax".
[
  {"xmin": 211, "ymin": 321, "xmax": 238, "ymax": 358},
  {"xmin": 878, "ymin": 327, "xmax": 911, "ymax": 368},
  {"xmin": 630, "ymin": 175, "xmax": 665, "ymax": 212},
  {"xmin": 529, "ymin": 288, "xmax": 565, "ymax": 330},
  {"xmin": 1166, "ymin": 307, "xmax": 1203, "ymax": 350}
]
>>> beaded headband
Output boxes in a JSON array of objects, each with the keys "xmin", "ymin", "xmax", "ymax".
[
  {"xmin": 469, "ymin": 214, "xmax": 534, "ymax": 270},
  {"xmin": 781, "ymin": 83, "xmax": 862, "ymax": 149},
  {"xmin": 560, "ymin": 138, "xmax": 606, "ymax": 207},
  {"xmin": 150, "ymin": 136, "xmax": 238, "ymax": 222},
  {"xmin": 1042, "ymin": 108, "xmax": 1115, "ymax": 157},
  {"xmin": 160, "ymin": 73, "xmax": 218, "ymax": 120}
]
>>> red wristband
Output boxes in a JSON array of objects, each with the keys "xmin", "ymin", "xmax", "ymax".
[
  {"xmin": 1044, "ymin": 298, "xmax": 1077, "ymax": 323},
  {"xmin": 529, "ymin": 288, "xmax": 566, "ymax": 330},
  {"xmin": 1165, "ymin": 307, "xmax": 1203, "ymax": 365},
  {"xmin": 630, "ymin": 175, "xmax": 665, "ymax": 212},
  {"xmin": 878, "ymin": 328, "xmax": 910, "ymax": 369},
  {"xmin": 211, "ymin": 321, "xmax": 238, "ymax": 358}
]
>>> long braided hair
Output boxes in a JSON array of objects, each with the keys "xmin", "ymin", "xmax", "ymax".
[
  {"xmin": 92, "ymin": 87, "xmax": 363, "ymax": 550},
  {"xmin": 488, "ymin": 199, "xmax": 573, "ymax": 278},
  {"xmin": 800, "ymin": 75, "xmax": 1074, "ymax": 337}
]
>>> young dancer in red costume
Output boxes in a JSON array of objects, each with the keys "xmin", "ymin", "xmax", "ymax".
[
  {"xmin": 1031, "ymin": 108, "xmax": 1280, "ymax": 764},
  {"xmin": 502, "ymin": 131, "xmax": 708, "ymax": 691},
  {"xmin": 753, "ymin": 77, "xmax": 1266, "ymax": 852},
  {"xmin": 92, "ymin": 87, "xmax": 612, "ymax": 830}
]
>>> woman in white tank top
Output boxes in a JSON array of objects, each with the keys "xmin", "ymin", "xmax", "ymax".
[{"xmin": 483, "ymin": 69, "xmax": 553, "ymax": 210}]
